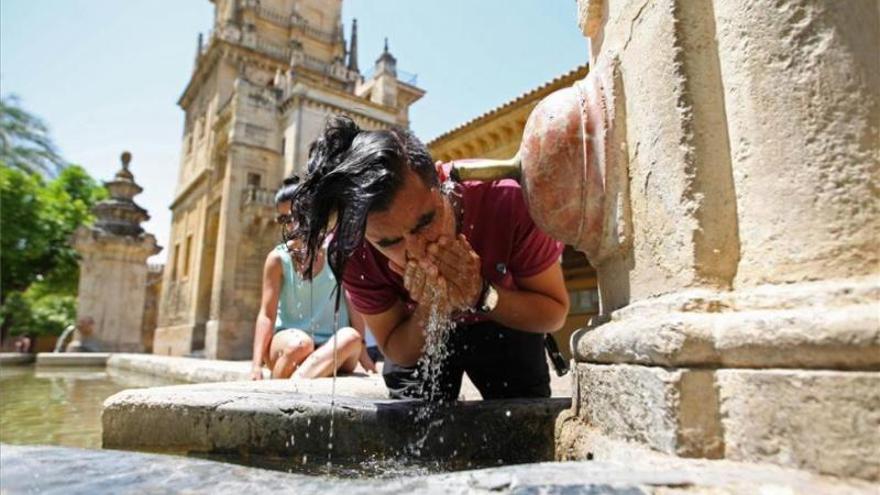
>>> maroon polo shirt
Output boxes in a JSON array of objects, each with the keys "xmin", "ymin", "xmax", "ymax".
[{"xmin": 342, "ymin": 178, "xmax": 564, "ymax": 323}]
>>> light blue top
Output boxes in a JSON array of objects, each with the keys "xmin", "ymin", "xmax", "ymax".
[{"xmin": 275, "ymin": 244, "xmax": 348, "ymax": 344}]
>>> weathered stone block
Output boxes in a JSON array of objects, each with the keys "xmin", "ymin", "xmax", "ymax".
[
  {"xmin": 573, "ymin": 278, "xmax": 880, "ymax": 370},
  {"xmin": 575, "ymin": 363, "xmax": 723, "ymax": 458},
  {"xmin": 152, "ymin": 323, "xmax": 197, "ymax": 356},
  {"xmin": 574, "ymin": 363, "xmax": 880, "ymax": 481},
  {"xmin": 716, "ymin": 369, "xmax": 880, "ymax": 481}
]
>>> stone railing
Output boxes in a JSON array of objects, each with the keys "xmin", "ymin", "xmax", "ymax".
[
  {"xmin": 248, "ymin": 36, "xmax": 290, "ymax": 61},
  {"xmin": 241, "ymin": 186, "xmax": 275, "ymax": 208},
  {"xmin": 362, "ymin": 66, "xmax": 419, "ymax": 86},
  {"xmin": 237, "ymin": 0, "xmax": 338, "ymax": 44},
  {"xmin": 289, "ymin": 15, "xmax": 338, "ymax": 44}
]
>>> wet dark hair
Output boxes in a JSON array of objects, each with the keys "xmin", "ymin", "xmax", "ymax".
[
  {"xmin": 291, "ymin": 115, "xmax": 437, "ymax": 286},
  {"xmin": 274, "ymin": 175, "xmax": 300, "ymax": 205}
]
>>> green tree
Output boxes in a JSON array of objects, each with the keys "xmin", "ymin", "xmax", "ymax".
[
  {"xmin": 0, "ymin": 165, "xmax": 106, "ymax": 341},
  {"xmin": 39, "ymin": 166, "xmax": 107, "ymax": 294},
  {"xmin": 0, "ymin": 95, "xmax": 67, "ymax": 177},
  {"xmin": 0, "ymin": 166, "xmax": 50, "ymax": 295}
]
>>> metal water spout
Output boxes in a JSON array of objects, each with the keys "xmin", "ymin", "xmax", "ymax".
[{"xmin": 452, "ymin": 64, "xmax": 627, "ymax": 266}]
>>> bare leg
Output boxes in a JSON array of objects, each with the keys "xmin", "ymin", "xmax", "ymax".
[
  {"xmin": 267, "ymin": 329, "xmax": 315, "ymax": 379},
  {"xmin": 294, "ymin": 327, "xmax": 363, "ymax": 379}
]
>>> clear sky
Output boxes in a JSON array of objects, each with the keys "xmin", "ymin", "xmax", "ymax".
[{"xmin": 1, "ymin": 0, "xmax": 588, "ymax": 263}]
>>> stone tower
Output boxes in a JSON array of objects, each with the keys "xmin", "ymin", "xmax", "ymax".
[
  {"xmin": 73, "ymin": 152, "xmax": 162, "ymax": 352},
  {"xmin": 154, "ymin": 0, "xmax": 424, "ymax": 359}
]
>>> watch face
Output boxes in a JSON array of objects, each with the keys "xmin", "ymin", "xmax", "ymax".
[{"xmin": 483, "ymin": 284, "xmax": 499, "ymax": 312}]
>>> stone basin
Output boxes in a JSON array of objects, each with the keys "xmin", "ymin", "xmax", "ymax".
[{"xmin": 102, "ymin": 380, "xmax": 570, "ymax": 465}]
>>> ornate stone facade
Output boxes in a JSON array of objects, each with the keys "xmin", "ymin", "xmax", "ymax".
[
  {"xmin": 73, "ymin": 152, "xmax": 162, "ymax": 352},
  {"xmin": 154, "ymin": 0, "xmax": 424, "ymax": 359}
]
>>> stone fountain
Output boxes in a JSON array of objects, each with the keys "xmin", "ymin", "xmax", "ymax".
[
  {"xmin": 73, "ymin": 152, "xmax": 162, "ymax": 352},
  {"xmin": 51, "ymin": 0, "xmax": 880, "ymax": 492},
  {"xmin": 455, "ymin": 0, "xmax": 879, "ymax": 483}
]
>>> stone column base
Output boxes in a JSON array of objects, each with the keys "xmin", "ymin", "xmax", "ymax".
[
  {"xmin": 205, "ymin": 319, "xmax": 253, "ymax": 360},
  {"xmin": 574, "ymin": 277, "xmax": 879, "ymax": 370},
  {"xmin": 152, "ymin": 324, "xmax": 197, "ymax": 356},
  {"xmin": 566, "ymin": 363, "xmax": 879, "ymax": 480},
  {"xmin": 566, "ymin": 277, "xmax": 880, "ymax": 481}
]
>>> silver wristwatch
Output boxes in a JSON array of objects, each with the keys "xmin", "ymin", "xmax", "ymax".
[{"xmin": 477, "ymin": 281, "xmax": 499, "ymax": 313}]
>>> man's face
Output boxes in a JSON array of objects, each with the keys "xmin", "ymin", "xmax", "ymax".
[{"xmin": 365, "ymin": 168, "xmax": 454, "ymax": 269}]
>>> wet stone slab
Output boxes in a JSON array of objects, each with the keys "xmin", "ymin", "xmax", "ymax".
[
  {"xmin": 0, "ymin": 353, "xmax": 35, "ymax": 365},
  {"xmin": 36, "ymin": 352, "xmax": 111, "ymax": 367},
  {"xmin": 102, "ymin": 382, "xmax": 570, "ymax": 465},
  {"xmin": 2, "ymin": 444, "xmax": 873, "ymax": 494}
]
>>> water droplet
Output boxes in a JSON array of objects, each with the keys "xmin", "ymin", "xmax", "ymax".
[
  {"xmin": 360, "ymin": 274, "xmax": 365, "ymax": 280},
  {"xmin": 327, "ymin": 442, "xmax": 333, "ymax": 449},
  {"xmin": 505, "ymin": 410, "xmax": 511, "ymax": 417},
  {"xmin": 302, "ymin": 454, "xmax": 308, "ymax": 464}
]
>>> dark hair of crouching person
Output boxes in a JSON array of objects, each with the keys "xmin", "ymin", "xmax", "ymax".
[{"xmin": 290, "ymin": 115, "xmax": 437, "ymax": 286}]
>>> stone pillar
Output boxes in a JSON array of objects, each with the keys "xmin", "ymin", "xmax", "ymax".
[
  {"xmin": 562, "ymin": 0, "xmax": 880, "ymax": 482},
  {"xmin": 73, "ymin": 152, "xmax": 162, "ymax": 352}
]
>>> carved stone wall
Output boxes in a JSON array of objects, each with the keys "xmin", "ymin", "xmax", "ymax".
[{"xmin": 562, "ymin": 0, "xmax": 880, "ymax": 482}]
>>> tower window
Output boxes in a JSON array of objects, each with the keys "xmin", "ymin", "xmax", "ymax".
[
  {"xmin": 183, "ymin": 235, "xmax": 193, "ymax": 279},
  {"xmin": 172, "ymin": 244, "xmax": 180, "ymax": 280},
  {"xmin": 247, "ymin": 172, "xmax": 262, "ymax": 188}
]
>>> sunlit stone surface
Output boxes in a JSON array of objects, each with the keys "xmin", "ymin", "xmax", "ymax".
[{"xmin": 1, "ymin": 444, "xmax": 873, "ymax": 494}]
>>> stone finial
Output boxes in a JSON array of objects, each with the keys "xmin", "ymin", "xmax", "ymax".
[
  {"xmin": 95, "ymin": 150, "xmax": 148, "ymax": 236},
  {"xmin": 195, "ymin": 33, "xmax": 204, "ymax": 63},
  {"xmin": 115, "ymin": 151, "xmax": 134, "ymax": 181},
  {"xmin": 375, "ymin": 37, "xmax": 397, "ymax": 74},
  {"xmin": 347, "ymin": 18, "xmax": 359, "ymax": 73}
]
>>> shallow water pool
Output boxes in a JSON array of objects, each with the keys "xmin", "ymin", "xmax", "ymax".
[
  {"xmin": 0, "ymin": 365, "xmax": 497, "ymax": 479},
  {"xmin": 0, "ymin": 365, "xmax": 180, "ymax": 449}
]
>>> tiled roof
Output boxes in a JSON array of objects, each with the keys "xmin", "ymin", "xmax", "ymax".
[{"xmin": 427, "ymin": 64, "xmax": 589, "ymax": 146}]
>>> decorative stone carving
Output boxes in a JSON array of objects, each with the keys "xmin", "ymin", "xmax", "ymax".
[{"xmin": 73, "ymin": 152, "xmax": 162, "ymax": 352}]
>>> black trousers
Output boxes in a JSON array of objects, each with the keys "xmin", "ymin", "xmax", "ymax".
[{"xmin": 382, "ymin": 320, "xmax": 551, "ymax": 401}]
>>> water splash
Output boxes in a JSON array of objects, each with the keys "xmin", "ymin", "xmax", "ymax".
[
  {"xmin": 327, "ymin": 311, "xmax": 339, "ymax": 471},
  {"xmin": 408, "ymin": 287, "xmax": 456, "ymax": 457}
]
